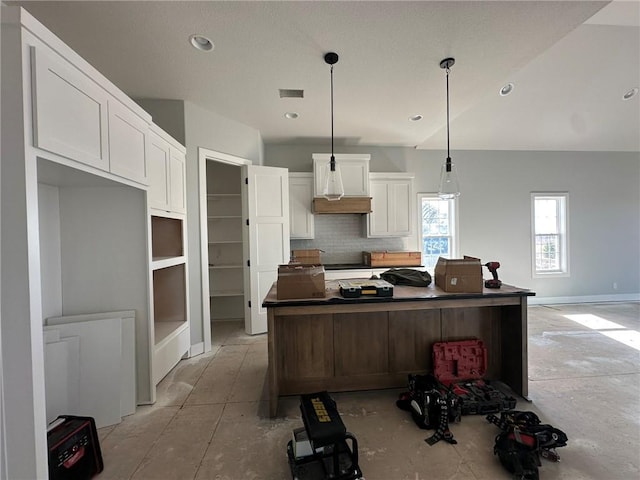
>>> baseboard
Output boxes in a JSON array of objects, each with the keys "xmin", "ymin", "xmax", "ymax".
[
  {"xmin": 529, "ymin": 293, "xmax": 640, "ymax": 305},
  {"xmin": 189, "ymin": 342, "xmax": 205, "ymax": 357}
]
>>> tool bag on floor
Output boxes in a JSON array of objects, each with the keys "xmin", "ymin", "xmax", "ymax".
[
  {"xmin": 396, "ymin": 374, "xmax": 460, "ymax": 445},
  {"xmin": 487, "ymin": 410, "xmax": 568, "ymax": 479}
]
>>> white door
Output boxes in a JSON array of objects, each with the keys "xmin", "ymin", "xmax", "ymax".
[{"xmin": 243, "ymin": 165, "xmax": 289, "ymax": 335}]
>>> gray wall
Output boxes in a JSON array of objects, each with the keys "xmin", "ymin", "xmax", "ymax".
[{"xmin": 265, "ymin": 144, "xmax": 640, "ymax": 300}]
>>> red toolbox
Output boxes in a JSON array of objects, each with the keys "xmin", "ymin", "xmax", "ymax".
[{"xmin": 433, "ymin": 339, "xmax": 516, "ymax": 415}]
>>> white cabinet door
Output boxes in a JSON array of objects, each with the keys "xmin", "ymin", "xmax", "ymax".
[
  {"xmin": 368, "ymin": 173, "xmax": 414, "ymax": 237},
  {"xmin": 243, "ymin": 165, "xmax": 289, "ymax": 335},
  {"xmin": 289, "ymin": 173, "xmax": 314, "ymax": 239},
  {"xmin": 313, "ymin": 154, "xmax": 370, "ymax": 197},
  {"xmin": 147, "ymin": 131, "xmax": 171, "ymax": 211},
  {"xmin": 108, "ymin": 100, "xmax": 149, "ymax": 185},
  {"xmin": 31, "ymin": 46, "xmax": 110, "ymax": 171},
  {"xmin": 169, "ymin": 148, "xmax": 186, "ymax": 214}
]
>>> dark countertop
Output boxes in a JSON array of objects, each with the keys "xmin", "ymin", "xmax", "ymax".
[
  {"xmin": 323, "ymin": 263, "xmax": 424, "ymax": 270},
  {"xmin": 263, "ymin": 281, "xmax": 534, "ymax": 307}
]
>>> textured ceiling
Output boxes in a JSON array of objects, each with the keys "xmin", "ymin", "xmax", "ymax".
[{"xmin": 5, "ymin": 0, "xmax": 640, "ymax": 152}]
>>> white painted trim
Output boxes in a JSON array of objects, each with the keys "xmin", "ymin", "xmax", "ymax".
[
  {"xmin": 197, "ymin": 147, "xmax": 253, "ymax": 353},
  {"xmin": 529, "ymin": 293, "xmax": 640, "ymax": 305},
  {"xmin": 190, "ymin": 342, "xmax": 205, "ymax": 357}
]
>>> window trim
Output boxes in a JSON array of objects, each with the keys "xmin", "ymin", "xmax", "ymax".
[
  {"xmin": 417, "ymin": 193, "xmax": 459, "ymax": 271},
  {"xmin": 531, "ymin": 192, "xmax": 570, "ymax": 278}
]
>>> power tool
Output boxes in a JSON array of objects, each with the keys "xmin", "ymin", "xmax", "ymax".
[{"xmin": 484, "ymin": 262, "xmax": 502, "ymax": 289}]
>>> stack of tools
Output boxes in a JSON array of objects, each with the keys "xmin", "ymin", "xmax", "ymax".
[
  {"xmin": 433, "ymin": 339, "xmax": 516, "ymax": 415},
  {"xmin": 286, "ymin": 391, "xmax": 363, "ymax": 480},
  {"xmin": 487, "ymin": 410, "xmax": 568, "ymax": 479}
]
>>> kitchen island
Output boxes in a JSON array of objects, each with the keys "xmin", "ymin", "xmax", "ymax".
[{"xmin": 263, "ymin": 280, "xmax": 534, "ymax": 417}]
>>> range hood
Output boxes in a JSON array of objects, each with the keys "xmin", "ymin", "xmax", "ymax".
[{"xmin": 312, "ymin": 197, "xmax": 372, "ymax": 214}]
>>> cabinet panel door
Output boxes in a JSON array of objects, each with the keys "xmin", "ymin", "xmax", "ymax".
[
  {"xmin": 169, "ymin": 148, "xmax": 186, "ymax": 214},
  {"xmin": 289, "ymin": 174, "xmax": 314, "ymax": 239},
  {"xmin": 389, "ymin": 181, "xmax": 412, "ymax": 235},
  {"xmin": 147, "ymin": 133, "xmax": 170, "ymax": 211},
  {"xmin": 108, "ymin": 100, "xmax": 149, "ymax": 185},
  {"xmin": 388, "ymin": 310, "xmax": 440, "ymax": 373},
  {"xmin": 277, "ymin": 314, "xmax": 334, "ymax": 380},
  {"xmin": 368, "ymin": 181, "xmax": 390, "ymax": 236},
  {"xmin": 334, "ymin": 311, "xmax": 388, "ymax": 376},
  {"xmin": 31, "ymin": 46, "xmax": 109, "ymax": 171}
]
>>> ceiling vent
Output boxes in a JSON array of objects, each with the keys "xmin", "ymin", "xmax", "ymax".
[{"xmin": 279, "ymin": 89, "xmax": 304, "ymax": 98}]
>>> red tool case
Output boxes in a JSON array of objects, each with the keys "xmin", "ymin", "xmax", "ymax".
[{"xmin": 433, "ymin": 339, "xmax": 516, "ymax": 415}]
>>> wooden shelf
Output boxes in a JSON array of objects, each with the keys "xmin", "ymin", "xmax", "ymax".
[{"xmin": 152, "ymin": 256, "xmax": 186, "ymax": 270}]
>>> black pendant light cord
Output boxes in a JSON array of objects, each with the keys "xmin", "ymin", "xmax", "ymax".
[
  {"xmin": 330, "ymin": 64, "xmax": 335, "ymax": 171},
  {"xmin": 445, "ymin": 64, "xmax": 451, "ymax": 172}
]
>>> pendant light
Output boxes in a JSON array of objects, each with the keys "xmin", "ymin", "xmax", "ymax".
[
  {"xmin": 322, "ymin": 52, "xmax": 345, "ymax": 201},
  {"xmin": 438, "ymin": 57, "xmax": 460, "ymax": 199}
]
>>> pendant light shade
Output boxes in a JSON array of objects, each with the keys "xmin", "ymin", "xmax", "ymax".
[
  {"xmin": 438, "ymin": 57, "xmax": 460, "ymax": 199},
  {"xmin": 322, "ymin": 52, "xmax": 345, "ymax": 201}
]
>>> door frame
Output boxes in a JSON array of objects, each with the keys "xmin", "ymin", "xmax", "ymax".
[{"xmin": 198, "ymin": 147, "xmax": 251, "ymax": 348}]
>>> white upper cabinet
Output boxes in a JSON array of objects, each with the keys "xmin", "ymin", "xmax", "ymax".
[
  {"xmin": 31, "ymin": 46, "xmax": 110, "ymax": 172},
  {"xmin": 289, "ymin": 172, "xmax": 314, "ymax": 239},
  {"xmin": 368, "ymin": 173, "xmax": 415, "ymax": 237},
  {"xmin": 313, "ymin": 154, "xmax": 370, "ymax": 197},
  {"xmin": 148, "ymin": 125, "xmax": 186, "ymax": 214},
  {"xmin": 108, "ymin": 99, "xmax": 149, "ymax": 185}
]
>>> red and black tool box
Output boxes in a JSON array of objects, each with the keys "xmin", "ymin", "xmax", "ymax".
[
  {"xmin": 433, "ymin": 339, "xmax": 516, "ymax": 415},
  {"xmin": 47, "ymin": 415, "xmax": 103, "ymax": 480}
]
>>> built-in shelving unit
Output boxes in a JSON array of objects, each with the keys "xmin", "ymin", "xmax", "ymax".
[
  {"xmin": 150, "ymin": 214, "xmax": 190, "ymax": 385},
  {"xmin": 207, "ymin": 162, "xmax": 245, "ymax": 322}
]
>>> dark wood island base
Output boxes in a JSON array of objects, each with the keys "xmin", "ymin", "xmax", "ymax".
[{"xmin": 263, "ymin": 281, "xmax": 534, "ymax": 417}]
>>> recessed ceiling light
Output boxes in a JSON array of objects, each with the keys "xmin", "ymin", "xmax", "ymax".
[
  {"xmin": 623, "ymin": 87, "xmax": 638, "ymax": 101},
  {"xmin": 499, "ymin": 83, "xmax": 514, "ymax": 96},
  {"xmin": 409, "ymin": 115, "xmax": 423, "ymax": 122},
  {"xmin": 284, "ymin": 112, "xmax": 299, "ymax": 119},
  {"xmin": 189, "ymin": 34, "xmax": 214, "ymax": 52}
]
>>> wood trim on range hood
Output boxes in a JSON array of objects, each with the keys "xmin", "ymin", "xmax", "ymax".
[{"xmin": 312, "ymin": 197, "xmax": 372, "ymax": 214}]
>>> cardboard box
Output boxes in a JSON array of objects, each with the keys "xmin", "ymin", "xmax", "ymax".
[
  {"xmin": 363, "ymin": 251, "xmax": 422, "ymax": 267},
  {"xmin": 277, "ymin": 264, "xmax": 326, "ymax": 299},
  {"xmin": 434, "ymin": 256, "xmax": 483, "ymax": 293},
  {"xmin": 291, "ymin": 249, "xmax": 323, "ymax": 265}
]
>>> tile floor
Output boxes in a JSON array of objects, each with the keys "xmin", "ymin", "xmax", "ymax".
[{"xmin": 97, "ymin": 302, "xmax": 640, "ymax": 480}]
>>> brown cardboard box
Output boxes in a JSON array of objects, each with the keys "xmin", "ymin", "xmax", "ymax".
[
  {"xmin": 277, "ymin": 264, "xmax": 326, "ymax": 299},
  {"xmin": 291, "ymin": 249, "xmax": 323, "ymax": 265},
  {"xmin": 434, "ymin": 256, "xmax": 483, "ymax": 293},
  {"xmin": 363, "ymin": 251, "xmax": 422, "ymax": 267}
]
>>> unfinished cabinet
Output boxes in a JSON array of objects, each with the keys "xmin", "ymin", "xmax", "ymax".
[
  {"xmin": 207, "ymin": 162, "xmax": 245, "ymax": 322},
  {"xmin": 368, "ymin": 173, "xmax": 414, "ymax": 237},
  {"xmin": 150, "ymin": 215, "xmax": 190, "ymax": 384},
  {"xmin": 148, "ymin": 125, "xmax": 186, "ymax": 214},
  {"xmin": 289, "ymin": 172, "xmax": 314, "ymax": 239}
]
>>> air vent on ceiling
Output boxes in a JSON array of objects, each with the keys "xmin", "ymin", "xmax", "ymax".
[{"xmin": 279, "ymin": 89, "xmax": 304, "ymax": 98}]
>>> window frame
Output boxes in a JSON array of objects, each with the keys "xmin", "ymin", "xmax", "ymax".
[
  {"xmin": 531, "ymin": 192, "xmax": 570, "ymax": 278},
  {"xmin": 417, "ymin": 193, "xmax": 459, "ymax": 271}
]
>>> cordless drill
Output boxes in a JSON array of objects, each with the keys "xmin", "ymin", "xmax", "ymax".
[{"xmin": 484, "ymin": 262, "xmax": 502, "ymax": 289}]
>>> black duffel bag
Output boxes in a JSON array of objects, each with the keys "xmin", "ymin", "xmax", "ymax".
[{"xmin": 380, "ymin": 268, "xmax": 431, "ymax": 287}]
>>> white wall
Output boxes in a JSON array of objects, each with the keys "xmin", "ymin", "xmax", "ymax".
[{"xmin": 265, "ymin": 144, "xmax": 640, "ymax": 300}]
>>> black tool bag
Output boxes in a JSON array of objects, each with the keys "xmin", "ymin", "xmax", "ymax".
[
  {"xmin": 380, "ymin": 269, "xmax": 431, "ymax": 287},
  {"xmin": 396, "ymin": 374, "xmax": 460, "ymax": 445}
]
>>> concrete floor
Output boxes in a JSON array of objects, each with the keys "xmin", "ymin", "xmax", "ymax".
[{"xmin": 97, "ymin": 302, "xmax": 640, "ymax": 480}]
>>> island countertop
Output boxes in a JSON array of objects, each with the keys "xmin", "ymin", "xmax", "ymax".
[{"xmin": 265, "ymin": 280, "xmax": 534, "ymax": 417}]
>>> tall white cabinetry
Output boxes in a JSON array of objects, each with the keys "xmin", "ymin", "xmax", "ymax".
[
  {"xmin": 368, "ymin": 173, "xmax": 415, "ymax": 237},
  {"xmin": 207, "ymin": 162, "xmax": 245, "ymax": 322},
  {"xmin": 148, "ymin": 126, "xmax": 190, "ymax": 386},
  {"xmin": 313, "ymin": 154, "xmax": 370, "ymax": 197},
  {"xmin": 289, "ymin": 172, "xmax": 315, "ymax": 239},
  {"xmin": 0, "ymin": 8, "xmax": 183, "ymax": 477}
]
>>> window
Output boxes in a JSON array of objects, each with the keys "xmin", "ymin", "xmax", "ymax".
[
  {"xmin": 531, "ymin": 193, "xmax": 569, "ymax": 276},
  {"xmin": 418, "ymin": 194, "xmax": 458, "ymax": 271}
]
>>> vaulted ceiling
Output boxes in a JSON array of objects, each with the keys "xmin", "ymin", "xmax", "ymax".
[{"xmin": 6, "ymin": 1, "xmax": 640, "ymax": 152}]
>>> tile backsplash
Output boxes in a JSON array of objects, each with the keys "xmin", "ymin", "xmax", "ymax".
[{"xmin": 290, "ymin": 214, "xmax": 407, "ymax": 264}]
